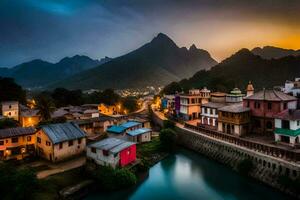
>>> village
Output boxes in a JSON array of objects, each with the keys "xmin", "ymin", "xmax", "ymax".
[{"xmin": 1, "ymin": 78, "xmax": 300, "ymax": 199}]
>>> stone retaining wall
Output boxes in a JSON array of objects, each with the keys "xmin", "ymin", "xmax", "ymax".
[{"xmin": 152, "ymin": 111, "xmax": 300, "ymax": 198}]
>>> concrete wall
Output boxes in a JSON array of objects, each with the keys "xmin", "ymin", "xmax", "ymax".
[{"xmin": 86, "ymin": 147, "xmax": 120, "ymax": 168}]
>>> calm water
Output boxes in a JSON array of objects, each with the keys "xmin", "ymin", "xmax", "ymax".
[{"xmin": 86, "ymin": 149, "xmax": 292, "ymax": 200}]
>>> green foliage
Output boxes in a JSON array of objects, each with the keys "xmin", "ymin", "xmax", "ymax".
[
  {"xmin": 161, "ymin": 81, "xmax": 182, "ymax": 95},
  {"xmin": 0, "ymin": 163, "xmax": 38, "ymax": 200},
  {"xmin": 38, "ymin": 116, "xmax": 67, "ymax": 126},
  {"xmin": 159, "ymin": 128, "xmax": 177, "ymax": 152},
  {"xmin": 51, "ymin": 88, "xmax": 83, "ymax": 107},
  {"xmin": 0, "ymin": 77, "xmax": 26, "ymax": 104},
  {"xmin": 122, "ymin": 97, "xmax": 138, "ymax": 112},
  {"xmin": 35, "ymin": 94, "xmax": 55, "ymax": 121},
  {"xmin": 237, "ymin": 159, "xmax": 254, "ymax": 176},
  {"xmin": 0, "ymin": 118, "xmax": 19, "ymax": 129},
  {"xmin": 163, "ymin": 120, "xmax": 175, "ymax": 129},
  {"xmin": 93, "ymin": 166, "xmax": 137, "ymax": 191}
]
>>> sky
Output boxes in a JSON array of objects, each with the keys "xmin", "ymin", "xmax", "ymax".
[{"xmin": 1, "ymin": 0, "xmax": 300, "ymax": 67}]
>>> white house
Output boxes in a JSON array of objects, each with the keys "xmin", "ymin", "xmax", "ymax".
[
  {"xmin": 274, "ymin": 109, "xmax": 300, "ymax": 147},
  {"xmin": 201, "ymin": 102, "xmax": 227, "ymax": 129},
  {"xmin": 1, "ymin": 101, "xmax": 19, "ymax": 121}
]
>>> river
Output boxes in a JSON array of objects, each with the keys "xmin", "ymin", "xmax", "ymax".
[{"xmin": 85, "ymin": 149, "xmax": 292, "ymax": 200}]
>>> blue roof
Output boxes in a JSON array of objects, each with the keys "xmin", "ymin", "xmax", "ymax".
[
  {"xmin": 88, "ymin": 138, "xmax": 135, "ymax": 153},
  {"xmin": 107, "ymin": 125, "xmax": 126, "ymax": 134},
  {"xmin": 41, "ymin": 122, "xmax": 86, "ymax": 144},
  {"xmin": 120, "ymin": 121, "xmax": 142, "ymax": 129},
  {"xmin": 127, "ymin": 128, "xmax": 152, "ymax": 136}
]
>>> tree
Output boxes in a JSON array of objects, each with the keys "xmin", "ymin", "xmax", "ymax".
[
  {"xmin": 163, "ymin": 120, "xmax": 175, "ymax": 129},
  {"xmin": 0, "ymin": 118, "xmax": 19, "ymax": 129},
  {"xmin": 161, "ymin": 81, "xmax": 182, "ymax": 95},
  {"xmin": 52, "ymin": 88, "xmax": 83, "ymax": 107},
  {"xmin": 115, "ymin": 168, "xmax": 137, "ymax": 188},
  {"xmin": 36, "ymin": 94, "xmax": 55, "ymax": 121},
  {"xmin": 99, "ymin": 89, "xmax": 120, "ymax": 106},
  {"xmin": 0, "ymin": 77, "xmax": 26, "ymax": 104},
  {"xmin": 159, "ymin": 128, "xmax": 177, "ymax": 152},
  {"xmin": 122, "ymin": 97, "xmax": 138, "ymax": 113}
]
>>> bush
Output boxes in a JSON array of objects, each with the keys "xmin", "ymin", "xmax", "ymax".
[
  {"xmin": 93, "ymin": 166, "xmax": 137, "ymax": 191},
  {"xmin": 159, "ymin": 128, "xmax": 177, "ymax": 152},
  {"xmin": 237, "ymin": 159, "xmax": 254, "ymax": 176},
  {"xmin": 163, "ymin": 120, "xmax": 175, "ymax": 129},
  {"xmin": 0, "ymin": 163, "xmax": 38, "ymax": 199}
]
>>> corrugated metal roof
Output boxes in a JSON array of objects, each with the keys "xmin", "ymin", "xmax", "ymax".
[
  {"xmin": 120, "ymin": 121, "xmax": 141, "ymax": 128},
  {"xmin": 107, "ymin": 125, "xmax": 126, "ymax": 134},
  {"xmin": 0, "ymin": 127, "xmax": 36, "ymax": 139},
  {"xmin": 89, "ymin": 138, "xmax": 135, "ymax": 153},
  {"xmin": 41, "ymin": 122, "xmax": 86, "ymax": 144},
  {"xmin": 127, "ymin": 128, "xmax": 152, "ymax": 136}
]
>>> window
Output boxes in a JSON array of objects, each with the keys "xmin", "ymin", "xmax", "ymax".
[
  {"xmin": 246, "ymin": 101, "xmax": 250, "ymax": 107},
  {"xmin": 27, "ymin": 136, "xmax": 31, "ymax": 142},
  {"xmin": 68, "ymin": 140, "xmax": 73, "ymax": 146},
  {"xmin": 91, "ymin": 147, "xmax": 96, "ymax": 153},
  {"xmin": 103, "ymin": 150, "xmax": 109, "ymax": 156},
  {"xmin": 37, "ymin": 137, "xmax": 41, "ymax": 143},
  {"xmin": 283, "ymin": 103, "xmax": 288, "ymax": 110},
  {"xmin": 46, "ymin": 141, "xmax": 51, "ymax": 146},
  {"xmin": 0, "ymin": 141, "xmax": 3, "ymax": 145},
  {"xmin": 205, "ymin": 108, "xmax": 208, "ymax": 114},
  {"xmin": 268, "ymin": 102, "xmax": 272, "ymax": 110},
  {"xmin": 59, "ymin": 143, "xmax": 63, "ymax": 149},
  {"xmin": 254, "ymin": 101, "xmax": 260, "ymax": 109},
  {"xmin": 8, "ymin": 112, "xmax": 11, "ymax": 116},
  {"xmin": 298, "ymin": 121, "xmax": 300, "ymax": 126},
  {"xmin": 282, "ymin": 120, "xmax": 290, "ymax": 129},
  {"xmin": 78, "ymin": 138, "xmax": 82, "ymax": 144},
  {"xmin": 9, "ymin": 105, "xmax": 11, "ymax": 109},
  {"xmin": 11, "ymin": 137, "xmax": 18, "ymax": 143}
]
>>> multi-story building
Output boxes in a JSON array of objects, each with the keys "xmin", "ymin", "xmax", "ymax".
[
  {"xmin": 217, "ymin": 103, "xmax": 251, "ymax": 136},
  {"xmin": 1, "ymin": 101, "xmax": 19, "ymax": 121},
  {"xmin": 210, "ymin": 92, "xmax": 226, "ymax": 103},
  {"xmin": 179, "ymin": 88, "xmax": 211, "ymax": 121},
  {"xmin": 0, "ymin": 127, "xmax": 36, "ymax": 160},
  {"xmin": 36, "ymin": 122, "xmax": 86, "ymax": 162},
  {"xmin": 201, "ymin": 102, "xmax": 227, "ymax": 129},
  {"xmin": 243, "ymin": 89, "xmax": 297, "ymax": 135},
  {"xmin": 225, "ymin": 88, "xmax": 244, "ymax": 103},
  {"xmin": 274, "ymin": 109, "xmax": 300, "ymax": 147},
  {"xmin": 281, "ymin": 78, "xmax": 300, "ymax": 97}
]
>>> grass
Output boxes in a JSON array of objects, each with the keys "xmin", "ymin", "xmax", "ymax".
[
  {"xmin": 137, "ymin": 137, "xmax": 162, "ymax": 157},
  {"xmin": 33, "ymin": 167, "xmax": 88, "ymax": 200}
]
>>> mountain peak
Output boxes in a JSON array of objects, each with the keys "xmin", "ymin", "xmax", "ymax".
[
  {"xmin": 189, "ymin": 44, "xmax": 198, "ymax": 51},
  {"xmin": 150, "ymin": 33, "xmax": 177, "ymax": 47}
]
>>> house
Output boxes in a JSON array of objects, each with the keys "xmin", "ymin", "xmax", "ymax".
[
  {"xmin": 1, "ymin": 101, "xmax": 19, "ymax": 121},
  {"xmin": 87, "ymin": 138, "xmax": 136, "ymax": 168},
  {"xmin": 201, "ymin": 102, "xmax": 227, "ymax": 129},
  {"xmin": 36, "ymin": 122, "xmax": 86, "ymax": 162},
  {"xmin": 82, "ymin": 109, "xmax": 99, "ymax": 119},
  {"xmin": 0, "ymin": 127, "xmax": 36, "ymax": 160},
  {"xmin": 281, "ymin": 78, "xmax": 300, "ymax": 97},
  {"xmin": 274, "ymin": 109, "xmax": 300, "ymax": 147},
  {"xmin": 179, "ymin": 88, "xmax": 211, "ymax": 121},
  {"xmin": 243, "ymin": 89, "xmax": 297, "ymax": 134},
  {"xmin": 218, "ymin": 103, "xmax": 250, "ymax": 136},
  {"xmin": 19, "ymin": 109, "xmax": 40, "ymax": 127},
  {"xmin": 106, "ymin": 125, "xmax": 127, "ymax": 138},
  {"xmin": 126, "ymin": 128, "xmax": 152, "ymax": 143},
  {"xmin": 120, "ymin": 121, "xmax": 143, "ymax": 131},
  {"xmin": 225, "ymin": 88, "xmax": 244, "ymax": 103}
]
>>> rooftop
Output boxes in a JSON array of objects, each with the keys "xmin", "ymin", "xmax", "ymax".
[
  {"xmin": 107, "ymin": 125, "xmax": 127, "ymax": 134},
  {"xmin": 20, "ymin": 109, "xmax": 39, "ymax": 117},
  {"xmin": 88, "ymin": 138, "xmax": 135, "ymax": 153},
  {"xmin": 0, "ymin": 127, "xmax": 36, "ymax": 139},
  {"xmin": 244, "ymin": 89, "xmax": 297, "ymax": 101},
  {"xmin": 201, "ymin": 102, "xmax": 228, "ymax": 109},
  {"xmin": 211, "ymin": 92, "xmax": 227, "ymax": 97},
  {"xmin": 219, "ymin": 103, "xmax": 250, "ymax": 113},
  {"xmin": 120, "ymin": 121, "xmax": 142, "ymax": 129},
  {"xmin": 41, "ymin": 122, "xmax": 86, "ymax": 144},
  {"xmin": 127, "ymin": 128, "xmax": 152, "ymax": 136},
  {"xmin": 275, "ymin": 109, "xmax": 300, "ymax": 120}
]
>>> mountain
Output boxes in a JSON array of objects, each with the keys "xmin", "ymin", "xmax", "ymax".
[
  {"xmin": 163, "ymin": 48, "xmax": 300, "ymax": 94},
  {"xmin": 0, "ymin": 55, "xmax": 111, "ymax": 88},
  {"xmin": 252, "ymin": 46, "xmax": 300, "ymax": 59},
  {"xmin": 50, "ymin": 33, "xmax": 217, "ymax": 90}
]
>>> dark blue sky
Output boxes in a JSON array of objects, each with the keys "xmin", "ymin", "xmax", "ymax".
[{"xmin": 1, "ymin": 0, "xmax": 299, "ymax": 66}]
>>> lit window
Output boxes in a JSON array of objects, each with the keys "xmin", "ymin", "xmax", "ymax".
[
  {"xmin": 46, "ymin": 141, "xmax": 51, "ymax": 146},
  {"xmin": 27, "ymin": 136, "xmax": 31, "ymax": 142}
]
